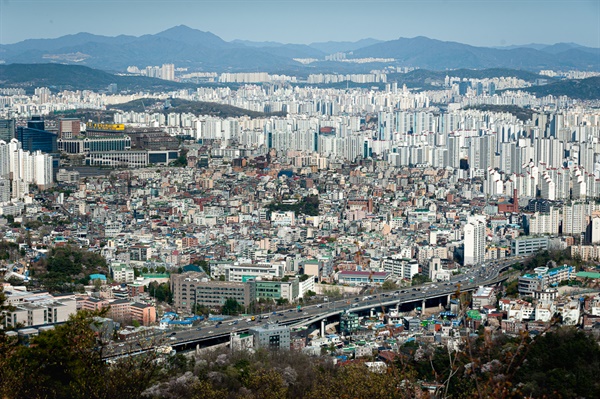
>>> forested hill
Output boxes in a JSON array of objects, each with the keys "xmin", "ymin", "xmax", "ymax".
[
  {"xmin": 109, "ymin": 98, "xmax": 286, "ymax": 118},
  {"xmin": 524, "ymin": 76, "xmax": 600, "ymax": 100},
  {"xmin": 0, "ymin": 63, "xmax": 190, "ymax": 93}
]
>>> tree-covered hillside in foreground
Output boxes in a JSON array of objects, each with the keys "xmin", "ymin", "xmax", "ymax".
[{"xmin": 0, "ymin": 291, "xmax": 598, "ymax": 399}]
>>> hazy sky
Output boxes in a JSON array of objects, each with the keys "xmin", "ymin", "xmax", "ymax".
[{"xmin": 1, "ymin": 0, "xmax": 599, "ymax": 47}]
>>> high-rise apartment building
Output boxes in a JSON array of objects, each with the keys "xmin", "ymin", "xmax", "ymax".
[
  {"xmin": 0, "ymin": 119, "xmax": 15, "ymax": 142},
  {"xmin": 0, "ymin": 178, "xmax": 10, "ymax": 203},
  {"xmin": 464, "ymin": 215, "xmax": 486, "ymax": 266},
  {"xmin": 161, "ymin": 64, "xmax": 175, "ymax": 81},
  {"xmin": 34, "ymin": 87, "xmax": 51, "ymax": 104}
]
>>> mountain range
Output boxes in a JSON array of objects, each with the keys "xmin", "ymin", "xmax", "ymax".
[{"xmin": 0, "ymin": 25, "xmax": 598, "ymax": 72}]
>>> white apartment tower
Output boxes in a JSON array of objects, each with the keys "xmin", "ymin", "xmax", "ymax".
[
  {"xmin": 591, "ymin": 216, "xmax": 600, "ymax": 244},
  {"xmin": 464, "ymin": 215, "xmax": 486, "ymax": 266},
  {"xmin": 32, "ymin": 151, "xmax": 53, "ymax": 189},
  {"xmin": 161, "ymin": 64, "xmax": 175, "ymax": 81}
]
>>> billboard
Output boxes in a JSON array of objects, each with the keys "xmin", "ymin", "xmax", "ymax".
[{"xmin": 86, "ymin": 122, "xmax": 125, "ymax": 131}]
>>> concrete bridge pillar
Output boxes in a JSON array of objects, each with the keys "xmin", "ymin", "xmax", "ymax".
[
  {"xmin": 320, "ymin": 319, "xmax": 325, "ymax": 338},
  {"xmin": 421, "ymin": 299, "xmax": 426, "ymax": 312}
]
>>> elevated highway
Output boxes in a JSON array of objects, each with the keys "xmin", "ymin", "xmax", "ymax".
[{"xmin": 103, "ymin": 256, "xmax": 526, "ymax": 358}]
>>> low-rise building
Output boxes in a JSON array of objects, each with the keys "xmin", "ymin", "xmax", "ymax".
[
  {"xmin": 3, "ymin": 297, "xmax": 76, "ymax": 328},
  {"xmin": 110, "ymin": 262, "xmax": 135, "ymax": 284},
  {"xmin": 171, "ymin": 272, "xmax": 253, "ymax": 311},
  {"xmin": 77, "ymin": 297, "xmax": 156, "ymax": 326},
  {"xmin": 337, "ymin": 270, "xmax": 390, "ymax": 285},
  {"xmin": 472, "ymin": 286, "xmax": 496, "ymax": 309},
  {"xmin": 382, "ymin": 255, "xmax": 419, "ymax": 280},
  {"xmin": 249, "ymin": 323, "xmax": 291, "ymax": 350},
  {"xmin": 340, "ymin": 311, "xmax": 359, "ymax": 335},
  {"xmin": 230, "ymin": 332, "xmax": 254, "ymax": 352},
  {"xmin": 511, "ymin": 236, "xmax": 549, "ymax": 256},
  {"xmin": 518, "ymin": 265, "xmax": 573, "ymax": 295},
  {"xmin": 170, "ymin": 271, "xmax": 209, "ymax": 312},
  {"xmin": 130, "ymin": 302, "xmax": 157, "ymax": 326},
  {"xmin": 195, "ymin": 281, "xmax": 253, "ymax": 309}
]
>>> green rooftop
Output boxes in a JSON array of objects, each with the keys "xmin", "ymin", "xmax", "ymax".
[
  {"xmin": 467, "ymin": 310, "xmax": 482, "ymax": 320},
  {"xmin": 576, "ymin": 272, "xmax": 600, "ymax": 279}
]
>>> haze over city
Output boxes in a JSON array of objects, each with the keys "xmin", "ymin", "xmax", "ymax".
[{"xmin": 1, "ymin": 0, "xmax": 599, "ymax": 47}]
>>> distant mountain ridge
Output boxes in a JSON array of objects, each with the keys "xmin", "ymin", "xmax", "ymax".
[
  {"xmin": 0, "ymin": 25, "xmax": 598, "ymax": 72},
  {"xmin": 351, "ymin": 36, "xmax": 599, "ymax": 70},
  {"xmin": 308, "ymin": 38, "xmax": 384, "ymax": 54},
  {"xmin": 494, "ymin": 42, "xmax": 600, "ymax": 55}
]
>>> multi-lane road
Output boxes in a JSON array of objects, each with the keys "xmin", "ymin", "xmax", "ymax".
[{"xmin": 104, "ymin": 255, "xmax": 527, "ymax": 358}]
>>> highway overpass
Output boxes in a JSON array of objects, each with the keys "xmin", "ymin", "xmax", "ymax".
[{"xmin": 103, "ymin": 256, "xmax": 525, "ymax": 358}]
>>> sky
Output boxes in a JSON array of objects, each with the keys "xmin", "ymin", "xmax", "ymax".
[{"xmin": 0, "ymin": 0, "xmax": 599, "ymax": 47}]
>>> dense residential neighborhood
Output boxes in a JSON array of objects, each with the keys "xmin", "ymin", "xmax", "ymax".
[{"xmin": 1, "ymin": 14, "xmax": 600, "ymax": 396}]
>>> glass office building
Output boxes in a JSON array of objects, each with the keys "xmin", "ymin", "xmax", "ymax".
[{"xmin": 16, "ymin": 117, "xmax": 57, "ymax": 154}]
